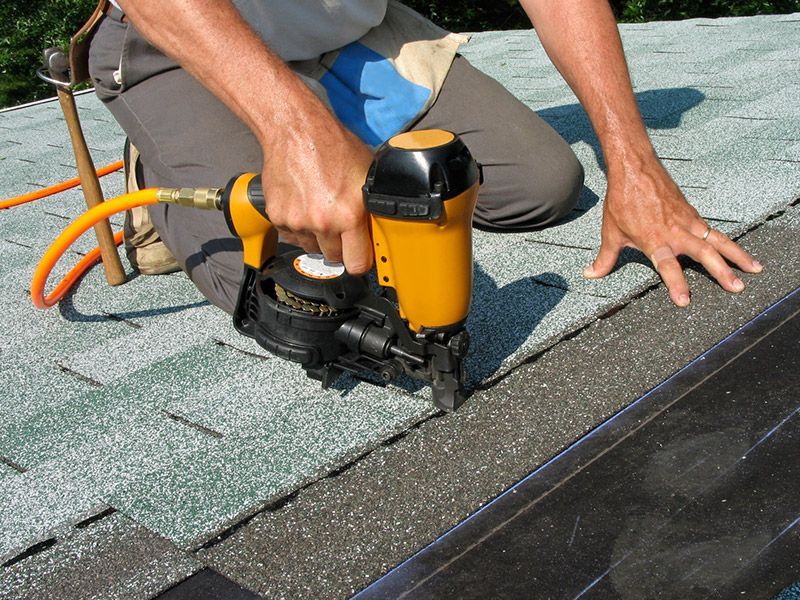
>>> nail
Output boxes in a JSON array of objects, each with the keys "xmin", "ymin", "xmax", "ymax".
[
  {"xmin": 583, "ymin": 264, "xmax": 595, "ymax": 278},
  {"xmin": 732, "ymin": 278, "xmax": 745, "ymax": 292},
  {"xmin": 677, "ymin": 293, "xmax": 691, "ymax": 307},
  {"xmin": 752, "ymin": 260, "xmax": 763, "ymax": 272}
]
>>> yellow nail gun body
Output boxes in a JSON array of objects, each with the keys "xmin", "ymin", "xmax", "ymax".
[{"xmin": 222, "ymin": 130, "xmax": 482, "ymax": 411}]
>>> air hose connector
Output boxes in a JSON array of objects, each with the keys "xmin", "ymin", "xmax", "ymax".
[{"xmin": 156, "ymin": 187, "xmax": 223, "ymax": 210}]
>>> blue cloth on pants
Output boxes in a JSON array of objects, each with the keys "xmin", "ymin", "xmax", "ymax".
[{"xmin": 320, "ymin": 42, "xmax": 432, "ymax": 146}]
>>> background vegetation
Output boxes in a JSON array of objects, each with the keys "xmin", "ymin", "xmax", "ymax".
[
  {"xmin": 1, "ymin": 0, "xmax": 798, "ymax": 108},
  {"xmin": 0, "ymin": 1, "xmax": 96, "ymax": 108},
  {"xmin": 402, "ymin": 0, "xmax": 799, "ymax": 31}
]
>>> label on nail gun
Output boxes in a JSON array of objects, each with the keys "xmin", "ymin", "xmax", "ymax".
[{"xmin": 294, "ymin": 254, "xmax": 346, "ymax": 280}]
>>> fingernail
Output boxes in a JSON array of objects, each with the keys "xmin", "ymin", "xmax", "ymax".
[
  {"xmin": 583, "ymin": 264, "xmax": 595, "ymax": 278},
  {"xmin": 752, "ymin": 260, "xmax": 763, "ymax": 272},
  {"xmin": 732, "ymin": 278, "xmax": 745, "ymax": 292},
  {"xmin": 677, "ymin": 294, "xmax": 691, "ymax": 307}
]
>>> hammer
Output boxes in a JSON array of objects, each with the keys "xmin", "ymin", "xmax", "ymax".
[{"xmin": 39, "ymin": 48, "xmax": 127, "ymax": 286}]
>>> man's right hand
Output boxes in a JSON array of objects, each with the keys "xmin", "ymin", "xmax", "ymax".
[{"xmin": 262, "ymin": 114, "xmax": 374, "ymax": 275}]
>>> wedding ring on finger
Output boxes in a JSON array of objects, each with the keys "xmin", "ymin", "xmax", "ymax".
[{"xmin": 701, "ymin": 226, "xmax": 712, "ymax": 241}]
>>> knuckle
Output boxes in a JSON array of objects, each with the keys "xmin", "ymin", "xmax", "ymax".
[
  {"xmin": 661, "ymin": 257, "xmax": 681, "ymax": 271},
  {"xmin": 310, "ymin": 213, "xmax": 336, "ymax": 236},
  {"xmin": 266, "ymin": 209, "xmax": 288, "ymax": 228},
  {"xmin": 340, "ymin": 199, "xmax": 366, "ymax": 221},
  {"xmin": 347, "ymin": 259, "xmax": 371, "ymax": 275},
  {"xmin": 707, "ymin": 229, "xmax": 724, "ymax": 245},
  {"xmin": 286, "ymin": 214, "xmax": 309, "ymax": 233},
  {"xmin": 320, "ymin": 241, "xmax": 343, "ymax": 260},
  {"xmin": 650, "ymin": 245, "xmax": 674, "ymax": 263},
  {"xmin": 299, "ymin": 236, "xmax": 318, "ymax": 252},
  {"xmin": 319, "ymin": 221, "xmax": 338, "ymax": 237},
  {"xmin": 699, "ymin": 245, "xmax": 717, "ymax": 262}
]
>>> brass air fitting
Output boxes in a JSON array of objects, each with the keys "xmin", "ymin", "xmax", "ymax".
[{"xmin": 156, "ymin": 187, "xmax": 223, "ymax": 211}]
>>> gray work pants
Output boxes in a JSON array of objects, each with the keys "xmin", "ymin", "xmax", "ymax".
[{"xmin": 89, "ymin": 13, "xmax": 584, "ymax": 314}]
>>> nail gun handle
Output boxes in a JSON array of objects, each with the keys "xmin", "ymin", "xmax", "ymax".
[{"xmin": 221, "ymin": 173, "xmax": 278, "ymax": 270}]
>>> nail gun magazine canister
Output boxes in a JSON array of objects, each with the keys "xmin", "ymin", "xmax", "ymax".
[{"xmin": 364, "ymin": 129, "xmax": 483, "ymax": 333}]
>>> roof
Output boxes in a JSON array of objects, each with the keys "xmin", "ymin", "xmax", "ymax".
[{"xmin": 1, "ymin": 13, "xmax": 799, "ymax": 599}]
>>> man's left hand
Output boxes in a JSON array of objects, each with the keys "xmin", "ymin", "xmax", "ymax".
[{"xmin": 584, "ymin": 157, "xmax": 763, "ymax": 307}]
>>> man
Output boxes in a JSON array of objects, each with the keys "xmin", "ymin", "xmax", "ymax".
[{"xmin": 88, "ymin": 0, "xmax": 762, "ymax": 314}]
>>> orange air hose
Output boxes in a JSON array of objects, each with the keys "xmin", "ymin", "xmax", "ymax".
[
  {"xmin": 31, "ymin": 189, "xmax": 159, "ymax": 309},
  {"xmin": 0, "ymin": 161, "xmax": 124, "ymax": 210}
]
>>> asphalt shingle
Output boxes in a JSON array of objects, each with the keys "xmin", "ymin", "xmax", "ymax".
[
  {"xmin": 0, "ymin": 12, "xmax": 798, "ymax": 592},
  {"xmin": 201, "ymin": 198, "xmax": 800, "ymax": 600},
  {"xmin": 0, "ymin": 512, "xmax": 201, "ymax": 600}
]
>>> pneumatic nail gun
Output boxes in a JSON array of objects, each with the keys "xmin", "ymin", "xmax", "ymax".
[{"xmin": 216, "ymin": 129, "xmax": 482, "ymax": 411}]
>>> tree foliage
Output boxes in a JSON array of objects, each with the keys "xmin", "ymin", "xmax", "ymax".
[
  {"xmin": 0, "ymin": 0, "xmax": 96, "ymax": 107},
  {"xmin": 402, "ymin": 0, "xmax": 799, "ymax": 28},
  {"xmin": 615, "ymin": 0, "xmax": 799, "ymax": 21},
  {"xmin": 402, "ymin": 0, "xmax": 531, "ymax": 31},
  {"xmin": 1, "ymin": 0, "xmax": 798, "ymax": 108}
]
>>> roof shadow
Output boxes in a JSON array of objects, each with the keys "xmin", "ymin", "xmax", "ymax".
[
  {"xmin": 537, "ymin": 87, "xmax": 706, "ymax": 171},
  {"xmin": 466, "ymin": 263, "xmax": 567, "ymax": 386},
  {"xmin": 57, "ymin": 287, "xmax": 209, "ymax": 323},
  {"xmin": 327, "ymin": 264, "xmax": 568, "ymax": 399}
]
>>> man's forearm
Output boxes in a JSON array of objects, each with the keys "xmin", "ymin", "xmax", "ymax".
[
  {"xmin": 116, "ymin": 0, "xmax": 330, "ymax": 148},
  {"xmin": 520, "ymin": 0, "xmax": 654, "ymax": 174},
  {"xmin": 115, "ymin": 0, "xmax": 375, "ymax": 273},
  {"xmin": 520, "ymin": 0, "xmax": 762, "ymax": 304}
]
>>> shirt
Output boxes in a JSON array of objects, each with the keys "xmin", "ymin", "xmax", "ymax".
[
  {"xmin": 234, "ymin": 0, "xmax": 388, "ymax": 61},
  {"xmin": 109, "ymin": 1, "xmax": 388, "ymax": 62}
]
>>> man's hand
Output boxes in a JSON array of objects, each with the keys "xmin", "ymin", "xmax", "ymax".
[
  {"xmin": 262, "ymin": 116, "xmax": 374, "ymax": 273},
  {"xmin": 584, "ymin": 155, "xmax": 763, "ymax": 306},
  {"xmin": 520, "ymin": 0, "xmax": 763, "ymax": 305}
]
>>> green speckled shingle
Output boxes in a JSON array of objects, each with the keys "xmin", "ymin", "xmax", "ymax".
[
  {"xmin": 1, "ymin": 12, "xmax": 798, "ymax": 586},
  {"xmin": 0, "ymin": 512, "xmax": 201, "ymax": 600}
]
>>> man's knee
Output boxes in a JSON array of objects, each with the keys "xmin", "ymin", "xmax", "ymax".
[
  {"xmin": 541, "ymin": 151, "xmax": 585, "ymax": 224},
  {"xmin": 473, "ymin": 149, "xmax": 584, "ymax": 231}
]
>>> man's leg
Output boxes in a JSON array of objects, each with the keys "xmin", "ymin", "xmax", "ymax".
[
  {"xmin": 90, "ymin": 16, "xmax": 261, "ymax": 313},
  {"xmin": 413, "ymin": 55, "xmax": 584, "ymax": 230},
  {"xmin": 113, "ymin": 67, "xmax": 261, "ymax": 314},
  {"xmin": 90, "ymin": 17, "xmax": 582, "ymax": 314}
]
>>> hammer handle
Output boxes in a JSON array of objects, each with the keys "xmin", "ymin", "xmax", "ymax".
[{"xmin": 57, "ymin": 88, "xmax": 127, "ymax": 286}]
